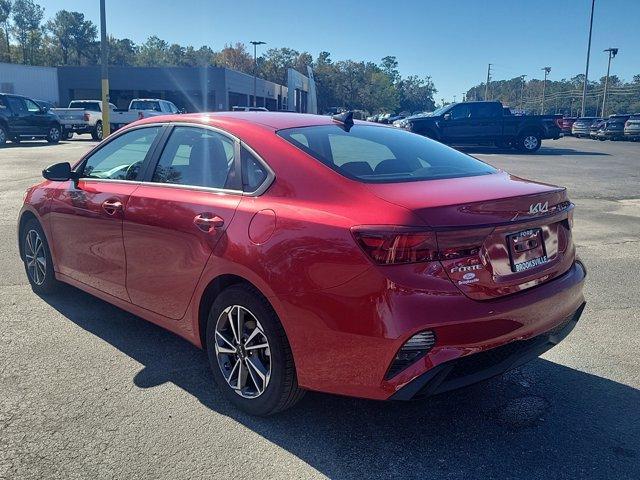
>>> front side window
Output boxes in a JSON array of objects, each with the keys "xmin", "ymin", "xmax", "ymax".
[
  {"xmin": 81, "ymin": 127, "xmax": 161, "ymax": 180},
  {"xmin": 151, "ymin": 126, "xmax": 235, "ymax": 189},
  {"xmin": 25, "ymin": 99, "xmax": 41, "ymax": 112},
  {"xmin": 278, "ymin": 125, "xmax": 496, "ymax": 183}
]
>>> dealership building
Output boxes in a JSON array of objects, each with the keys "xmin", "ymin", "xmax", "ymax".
[{"xmin": 0, "ymin": 62, "xmax": 317, "ymax": 114}]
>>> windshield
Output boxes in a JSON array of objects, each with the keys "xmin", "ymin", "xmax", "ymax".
[
  {"xmin": 278, "ymin": 124, "xmax": 496, "ymax": 183},
  {"xmin": 429, "ymin": 105, "xmax": 452, "ymax": 116}
]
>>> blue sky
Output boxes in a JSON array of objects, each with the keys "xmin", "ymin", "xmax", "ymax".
[{"xmin": 46, "ymin": 0, "xmax": 640, "ymax": 102}]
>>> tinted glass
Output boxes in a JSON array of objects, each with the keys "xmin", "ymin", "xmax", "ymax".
[
  {"xmin": 24, "ymin": 99, "xmax": 40, "ymax": 112},
  {"xmin": 152, "ymin": 126, "xmax": 235, "ymax": 189},
  {"xmin": 6, "ymin": 96, "xmax": 26, "ymax": 113},
  {"xmin": 69, "ymin": 101, "xmax": 101, "ymax": 111},
  {"xmin": 241, "ymin": 147, "xmax": 268, "ymax": 192},
  {"xmin": 449, "ymin": 104, "xmax": 471, "ymax": 119},
  {"xmin": 131, "ymin": 100, "xmax": 162, "ymax": 111},
  {"xmin": 81, "ymin": 127, "xmax": 160, "ymax": 180},
  {"xmin": 472, "ymin": 103, "xmax": 501, "ymax": 117},
  {"xmin": 278, "ymin": 125, "xmax": 496, "ymax": 183}
]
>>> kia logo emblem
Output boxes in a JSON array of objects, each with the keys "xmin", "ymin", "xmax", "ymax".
[{"xmin": 529, "ymin": 201, "xmax": 549, "ymax": 215}]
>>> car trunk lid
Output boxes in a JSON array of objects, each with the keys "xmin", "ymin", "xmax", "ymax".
[{"xmin": 366, "ymin": 172, "xmax": 576, "ymax": 299}]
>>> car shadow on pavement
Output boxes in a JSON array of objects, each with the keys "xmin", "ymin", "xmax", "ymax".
[
  {"xmin": 40, "ymin": 285, "xmax": 639, "ymax": 480},
  {"xmin": 457, "ymin": 146, "xmax": 610, "ymax": 156}
]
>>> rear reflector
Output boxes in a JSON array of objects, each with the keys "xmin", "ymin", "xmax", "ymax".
[{"xmin": 385, "ymin": 330, "xmax": 436, "ymax": 379}]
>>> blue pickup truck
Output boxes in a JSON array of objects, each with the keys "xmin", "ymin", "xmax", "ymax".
[{"xmin": 396, "ymin": 101, "xmax": 562, "ymax": 153}]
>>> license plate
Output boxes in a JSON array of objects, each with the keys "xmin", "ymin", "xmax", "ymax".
[{"xmin": 507, "ymin": 228, "xmax": 547, "ymax": 273}]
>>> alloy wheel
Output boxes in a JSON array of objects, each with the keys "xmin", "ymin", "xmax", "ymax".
[
  {"xmin": 214, "ymin": 305, "xmax": 271, "ymax": 398},
  {"xmin": 24, "ymin": 229, "xmax": 46, "ymax": 285},
  {"xmin": 523, "ymin": 135, "xmax": 539, "ymax": 150},
  {"xmin": 49, "ymin": 127, "xmax": 60, "ymax": 141}
]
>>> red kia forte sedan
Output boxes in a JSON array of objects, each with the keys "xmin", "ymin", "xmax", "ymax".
[{"xmin": 18, "ymin": 112, "xmax": 586, "ymax": 415}]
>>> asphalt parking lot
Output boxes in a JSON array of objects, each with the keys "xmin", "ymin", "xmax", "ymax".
[{"xmin": 1, "ymin": 135, "xmax": 638, "ymax": 479}]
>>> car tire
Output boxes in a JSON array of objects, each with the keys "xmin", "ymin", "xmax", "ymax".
[
  {"xmin": 21, "ymin": 218, "xmax": 60, "ymax": 294},
  {"xmin": 206, "ymin": 284, "xmax": 304, "ymax": 416},
  {"xmin": 91, "ymin": 121, "xmax": 103, "ymax": 141},
  {"xmin": 46, "ymin": 125, "xmax": 61, "ymax": 144},
  {"xmin": 516, "ymin": 132, "xmax": 542, "ymax": 152},
  {"xmin": 0, "ymin": 125, "xmax": 7, "ymax": 146}
]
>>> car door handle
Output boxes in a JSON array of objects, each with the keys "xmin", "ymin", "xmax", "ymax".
[
  {"xmin": 102, "ymin": 199, "xmax": 123, "ymax": 215},
  {"xmin": 194, "ymin": 213, "xmax": 224, "ymax": 232}
]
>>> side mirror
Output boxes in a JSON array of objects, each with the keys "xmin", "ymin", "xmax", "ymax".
[
  {"xmin": 42, "ymin": 162, "xmax": 77, "ymax": 182},
  {"xmin": 41, "ymin": 106, "xmax": 49, "ymax": 113},
  {"xmin": 443, "ymin": 113, "xmax": 451, "ymax": 121}
]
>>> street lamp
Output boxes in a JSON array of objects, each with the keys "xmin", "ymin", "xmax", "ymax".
[
  {"xmin": 541, "ymin": 67, "xmax": 551, "ymax": 114},
  {"xmin": 519, "ymin": 75, "xmax": 527, "ymax": 110},
  {"xmin": 581, "ymin": 0, "xmax": 596, "ymax": 116},
  {"xmin": 601, "ymin": 47, "xmax": 618, "ymax": 117},
  {"xmin": 250, "ymin": 40, "xmax": 266, "ymax": 107}
]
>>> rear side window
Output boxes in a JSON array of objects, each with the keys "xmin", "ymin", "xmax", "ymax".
[
  {"xmin": 6, "ymin": 96, "xmax": 26, "ymax": 113},
  {"xmin": 131, "ymin": 100, "xmax": 161, "ymax": 112},
  {"xmin": 81, "ymin": 127, "xmax": 161, "ymax": 180},
  {"xmin": 241, "ymin": 147, "xmax": 268, "ymax": 192},
  {"xmin": 278, "ymin": 125, "xmax": 496, "ymax": 183},
  {"xmin": 151, "ymin": 126, "xmax": 235, "ymax": 189}
]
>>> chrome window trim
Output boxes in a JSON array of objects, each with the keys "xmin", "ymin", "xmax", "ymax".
[{"xmin": 139, "ymin": 181, "xmax": 243, "ymax": 195}]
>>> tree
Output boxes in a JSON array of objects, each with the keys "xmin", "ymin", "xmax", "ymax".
[
  {"xmin": 380, "ymin": 55, "xmax": 399, "ymax": 84},
  {"xmin": 213, "ymin": 42, "xmax": 253, "ymax": 73},
  {"xmin": 108, "ymin": 36, "xmax": 136, "ymax": 66},
  {"xmin": 398, "ymin": 75, "xmax": 436, "ymax": 113},
  {"xmin": 0, "ymin": 0, "xmax": 11, "ymax": 61},
  {"xmin": 11, "ymin": 0, "xmax": 43, "ymax": 64},
  {"xmin": 136, "ymin": 35, "xmax": 168, "ymax": 66}
]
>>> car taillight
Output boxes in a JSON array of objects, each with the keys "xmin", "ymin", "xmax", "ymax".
[
  {"xmin": 555, "ymin": 118, "xmax": 563, "ymax": 129},
  {"xmin": 83, "ymin": 112, "xmax": 89, "ymax": 121},
  {"xmin": 138, "ymin": 112, "xmax": 144, "ymax": 119},
  {"xmin": 352, "ymin": 227, "xmax": 438, "ymax": 265},
  {"xmin": 352, "ymin": 226, "xmax": 483, "ymax": 265}
]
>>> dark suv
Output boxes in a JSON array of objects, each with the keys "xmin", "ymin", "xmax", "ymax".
[{"xmin": 0, "ymin": 93, "xmax": 62, "ymax": 146}]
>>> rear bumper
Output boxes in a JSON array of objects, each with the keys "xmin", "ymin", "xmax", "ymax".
[
  {"xmin": 390, "ymin": 302, "xmax": 585, "ymax": 400},
  {"xmin": 282, "ymin": 259, "xmax": 586, "ymax": 400}
]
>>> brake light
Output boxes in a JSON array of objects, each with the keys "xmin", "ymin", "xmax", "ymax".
[
  {"xmin": 352, "ymin": 227, "xmax": 438, "ymax": 264},
  {"xmin": 83, "ymin": 112, "xmax": 89, "ymax": 121},
  {"xmin": 352, "ymin": 226, "xmax": 483, "ymax": 265},
  {"xmin": 555, "ymin": 117, "xmax": 563, "ymax": 129}
]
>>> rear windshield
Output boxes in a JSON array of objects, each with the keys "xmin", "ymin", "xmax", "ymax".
[
  {"xmin": 277, "ymin": 124, "xmax": 496, "ymax": 183},
  {"xmin": 70, "ymin": 101, "xmax": 100, "ymax": 111},
  {"xmin": 130, "ymin": 100, "xmax": 162, "ymax": 111}
]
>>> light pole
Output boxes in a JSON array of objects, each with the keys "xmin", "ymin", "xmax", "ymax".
[
  {"xmin": 541, "ymin": 67, "xmax": 551, "ymax": 114},
  {"xmin": 99, "ymin": 0, "xmax": 110, "ymax": 138},
  {"xmin": 250, "ymin": 40, "xmax": 265, "ymax": 107},
  {"xmin": 601, "ymin": 47, "xmax": 618, "ymax": 117},
  {"xmin": 581, "ymin": 0, "xmax": 595, "ymax": 117},
  {"xmin": 519, "ymin": 75, "xmax": 527, "ymax": 110},
  {"xmin": 485, "ymin": 63, "xmax": 492, "ymax": 100}
]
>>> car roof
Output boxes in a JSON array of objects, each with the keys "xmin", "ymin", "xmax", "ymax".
[{"xmin": 135, "ymin": 112, "xmax": 374, "ymax": 131}]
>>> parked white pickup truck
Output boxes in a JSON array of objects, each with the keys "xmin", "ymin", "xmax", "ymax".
[{"xmin": 51, "ymin": 98, "xmax": 180, "ymax": 140}]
